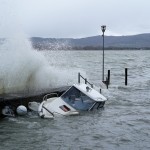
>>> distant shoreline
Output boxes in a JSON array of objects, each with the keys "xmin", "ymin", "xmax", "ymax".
[
  {"xmin": 34, "ymin": 46, "xmax": 150, "ymax": 51},
  {"xmin": 31, "ymin": 33, "xmax": 150, "ymax": 50}
]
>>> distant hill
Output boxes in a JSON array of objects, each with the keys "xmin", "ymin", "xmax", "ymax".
[{"xmin": 30, "ymin": 33, "xmax": 150, "ymax": 50}]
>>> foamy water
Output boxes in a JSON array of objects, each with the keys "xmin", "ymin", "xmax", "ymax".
[
  {"xmin": 0, "ymin": 0, "xmax": 80, "ymax": 94},
  {"xmin": 1, "ymin": 50, "xmax": 150, "ymax": 150},
  {"xmin": 0, "ymin": 35, "xmax": 84, "ymax": 94}
]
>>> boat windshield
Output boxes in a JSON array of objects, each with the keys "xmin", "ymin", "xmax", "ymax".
[{"xmin": 61, "ymin": 86, "xmax": 95, "ymax": 110}]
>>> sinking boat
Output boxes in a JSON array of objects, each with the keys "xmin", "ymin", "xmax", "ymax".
[
  {"xmin": 1, "ymin": 73, "xmax": 108, "ymax": 119},
  {"xmin": 37, "ymin": 83, "xmax": 107, "ymax": 118}
]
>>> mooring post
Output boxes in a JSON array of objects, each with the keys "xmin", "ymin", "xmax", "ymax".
[
  {"xmin": 78, "ymin": 72, "xmax": 80, "ymax": 83},
  {"xmin": 108, "ymin": 70, "xmax": 110, "ymax": 85},
  {"xmin": 106, "ymin": 77, "xmax": 108, "ymax": 89},
  {"xmin": 125, "ymin": 68, "xmax": 128, "ymax": 85}
]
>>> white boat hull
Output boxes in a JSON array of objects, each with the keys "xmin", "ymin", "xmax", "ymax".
[
  {"xmin": 38, "ymin": 97, "xmax": 79, "ymax": 118},
  {"xmin": 38, "ymin": 83, "xmax": 107, "ymax": 119}
]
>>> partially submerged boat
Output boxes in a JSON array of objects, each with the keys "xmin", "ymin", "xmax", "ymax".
[
  {"xmin": 37, "ymin": 83, "xmax": 107, "ymax": 118},
  {"xmin": 1, "ymin": 73, "xmax": 108, "ymax": 119}
]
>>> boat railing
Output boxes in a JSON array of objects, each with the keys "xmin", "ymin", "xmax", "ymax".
[
  {"xmin": 43, "ymin": 93, "xmax": 58, "ymax": 101},
  {"xmin": 78, "ymin": 72, "xmax": 93, "ymax": 88}
]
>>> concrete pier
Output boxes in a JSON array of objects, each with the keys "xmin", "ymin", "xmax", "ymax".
[{"xmin": 0, "ymin": 86, "xmax": 69, "ymax": 118}]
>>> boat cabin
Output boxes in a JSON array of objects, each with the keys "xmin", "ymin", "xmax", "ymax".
[{"xmin": 61, "ymin": 84, "xmax": 106, "ymax": 111}]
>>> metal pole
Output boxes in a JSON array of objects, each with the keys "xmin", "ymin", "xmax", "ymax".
[
  {"xmin": 85, "ymin": 78, "xmax": 87, "ymax": 84},
  {"xmin": 101, "ymin": 25, "xmax": 106, "ymax": 81},
  {"xmin": 102, "ymin": 32, "xmax": 104, "ymax": 81}
]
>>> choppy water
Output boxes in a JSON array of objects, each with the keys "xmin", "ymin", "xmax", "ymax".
[{"xmin": 0, "ymin": 50, "xmax": 150, "ymax": 150}]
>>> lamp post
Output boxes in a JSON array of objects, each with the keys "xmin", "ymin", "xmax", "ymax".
[{"xmin": 101, "ymin": 25, "xmax": 106, "ymax": 81}]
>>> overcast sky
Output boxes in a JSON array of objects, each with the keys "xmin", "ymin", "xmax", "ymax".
[{"xmin": 0, "ymin": 0, "xmax": 150, "ymax": 38}]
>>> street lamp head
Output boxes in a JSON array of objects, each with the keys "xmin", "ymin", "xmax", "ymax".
[{"xmin": 101, "ymin": 25, "xmax": 106, "ymax": 33}]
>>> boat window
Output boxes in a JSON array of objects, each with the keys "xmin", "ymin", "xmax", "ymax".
[
  {"xmin": 61, "ymin": 86, "xmax": 95, "ymax": 110},
  {"xmin": 59, "ymin": 105, "xmax": 70, "ymax": 112}
]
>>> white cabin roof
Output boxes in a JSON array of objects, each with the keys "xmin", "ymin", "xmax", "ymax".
[{"xmin": 73, "ymin": 83, "xmax": 107, "ymax": 102}]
